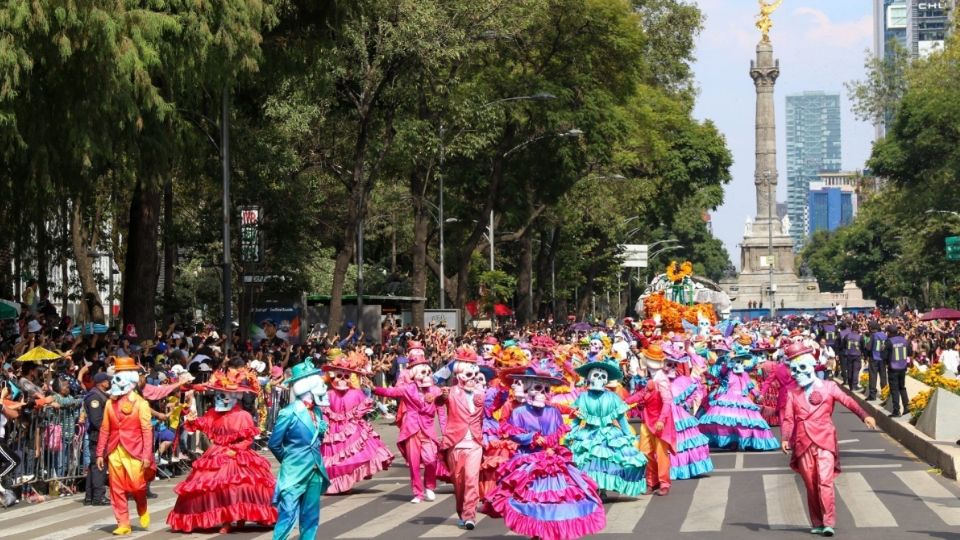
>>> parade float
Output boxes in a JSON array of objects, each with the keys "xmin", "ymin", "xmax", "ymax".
[{"xmin": 635, "ymin": 261, "xmax": 732, "ymax": 333}]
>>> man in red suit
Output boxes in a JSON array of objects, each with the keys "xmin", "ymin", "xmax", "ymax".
[
  {"xmin": 438, "ymin": 346, "xmax": 485, "ymax": 530},
  {"xmin": 96, "ymin": 357, "xmax": 154, "ymax": 535},
  {"xmin": 781, "ymin": 343, "xmax": 876, "ymax": 537},
  {"xmin": 630, "ymin": 344, "xmax": 677, "ymax": 496}
]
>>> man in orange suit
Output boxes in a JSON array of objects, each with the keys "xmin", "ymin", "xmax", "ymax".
[
  {"xmin": 438, "ymin": 346, "xmax": 485, "ymax": 530},
  {"xmin": 96, "ymin": 357, "xmax": 154, "ymax": 536},
  {"xmin": 781, "ymin": 343, "xmax": 876, "ymax": 538}
]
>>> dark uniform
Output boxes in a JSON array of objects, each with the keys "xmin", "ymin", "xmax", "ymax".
[{"xmin": 83, "ymin": 386, "xmax": 109, "ymax": 504}]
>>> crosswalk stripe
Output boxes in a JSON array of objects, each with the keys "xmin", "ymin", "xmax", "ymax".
[
  {"xmin": 763, "ymin": 474, "xmax": 810, "ymax": 530},
  {"xmin": 835, "ymin": 472, "xmax": 897, "ymax": 527},
  {"xmin": 602, "ymin": 496, "xmax": 653, "ymax": 534},
  {"xmin": 0, "ymin": 496, "xmax": 77, "ymax": 523},
  {"xmin": 419, "ymin": 513, "xmax": 486, "ymax": 537},
  {"xmin": 19, "ymin": 498, "xmax": 177, "ymax": 539},
  {"xmin": 895, "ymin": 470, "xmax": 960, "ymax": 526},
  {"xmin": 680, "ymin": 475, "xmax": 730, "ymax": 532},
  {"xmin": 335, "ymin": 494, "xmax": 452, "ymax": 539}
]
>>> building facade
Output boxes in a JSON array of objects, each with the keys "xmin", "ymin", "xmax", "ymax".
[
  {"xmin": 785, "ymin": 91, "xmax": 842, "ymax": 251},
  {"xmin": 908, "ymin": 1, "xmax": 950, "ymax": 58},
  {"xmin": 874, "ymin": 0, "xmax": 909, "ymax": 62},
  {"xmin": 807, "ymin": 182, "xmax": 857, "ymax": 236}
]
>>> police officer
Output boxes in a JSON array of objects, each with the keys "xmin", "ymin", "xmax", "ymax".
[
  {"xmin": 840, "ymin": 324, "xmax": 863, "ymax": 390},
  {"xmin": 884, "ymin": 326, "xmax": 913, "ymax": 418},
  {"xmin": 864, "ymin": 322, "xmax": 888, "ymax": 401},
  {"xmin": 83, "ymin": 372, "xmax": 111, "ymax": 505}
]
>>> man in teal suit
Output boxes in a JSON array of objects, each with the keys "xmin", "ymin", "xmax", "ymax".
[{"xmin": 268, "ymin": 359, "xmax": 331, "ymax": 540}]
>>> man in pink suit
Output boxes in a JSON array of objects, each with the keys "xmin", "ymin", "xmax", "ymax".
[
  {"xmin": 437, "ymin": 346, "xmax": 485, "ymax": 530},
  {"xmin": 373, "ymin": 355, "xmax": 442, "ymax": 503},
  {"xmin": 780, "ymin": 343, "xmax": 877, "ymax": 537}
]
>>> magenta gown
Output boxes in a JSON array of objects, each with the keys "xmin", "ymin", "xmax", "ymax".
[{"xmin": 321, "ymin": 388, "xmax": 395, "ymax": 494}]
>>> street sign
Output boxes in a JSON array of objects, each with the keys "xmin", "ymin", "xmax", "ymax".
[
  {"xmin": 760, "ymin": 255, "xmax": 776, "ymax": 268},
  {"xmin": 240, "ymin": 206, "xmax": 262, "ymax": 263},
  {"xmin": 621, "ymin": 244, "xmax": 649, "ymax": 268},
  {"xmin": 946, "ymin": 236, "xmax": 960, "ymax": 261}
]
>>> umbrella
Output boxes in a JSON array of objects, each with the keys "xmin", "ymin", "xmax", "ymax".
[
  {"xmin": 17, "ymin": 346, "xmax": 63, "ymax": 362},
  {"xmin": 919, "ymin": 308, "xmax": 960, "ymax": 321},
  {"xmin": 0, "ymin": 299, "xmax": 19, "ymax": 320},
  {"xmin": 568, "ymin": 322, "xmax": 593, "ymax": 332}
]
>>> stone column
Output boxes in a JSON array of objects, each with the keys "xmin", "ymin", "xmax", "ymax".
[{"xmin": 750, "ymin": 40, "xmax": 779, "ymax": 223}]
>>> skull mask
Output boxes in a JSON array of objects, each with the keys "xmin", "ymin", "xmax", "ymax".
[
  {"xmin": 292, "ymin": 374, "xmax": 330, "ymax": 407},
  {"xmin": 330, "ymin": 369, "xmax": 352, "ymax": 391},
  {"xmin": 476, "ymin": 372, "xmax": 488, "ymax": 393},
  {"xmin": 109, "ymin": 371, "xmax": 140, "ymax": 398},
  {"xmin": 524, "ymin": 379, "xmax": 551, "ymax": 408},
  {"xmin": 482, "ymin": 343, "xmax": 496, "ymax": 357},
  {"xmin": 589, "ymin": 339, "xmax": 603, "ymax": 355},
  {"xmin": 587, "ymin": 368, "xmax": 608, "ymax": 391},
  {"xmin": 511, "ymin": 378, "xmax": 526, "ymax": 399},
  {"xmin": 789, "ymin": 354, "xmax": 817, "ymax": 388},
  {"xmin": 214, "ymin": 391, "xmax": 240, "ymax": 412},
  {"xmin": 454, "ymin": 361, "xmax": 479, "ymax": 390},
  {"xmin": 664, "ymin": 359, "xmax": 679, "ymax": 380},
  {"xmin": 730, "ymin": 357, "xmax": 747, "ymax": 374},
  {"xmin": 411, "ymin": 364, "xmax": 434, "ymax": 388}
]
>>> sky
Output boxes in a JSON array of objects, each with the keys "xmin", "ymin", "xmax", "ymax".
[{"xmin": 691, "ymin": 0, "xmax": 875, "ymax": 267}]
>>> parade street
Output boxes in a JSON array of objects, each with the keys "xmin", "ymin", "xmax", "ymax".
[{"xmin": 1, "ymin": 406, "xmax": 959, "ymax": 540}]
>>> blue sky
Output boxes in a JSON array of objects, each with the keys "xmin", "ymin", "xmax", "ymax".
[{"xmin": 691, "ymin": 0, "xmax": 874, "ymax": 267}]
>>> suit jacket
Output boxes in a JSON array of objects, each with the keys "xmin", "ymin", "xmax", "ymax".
[
  {"xmin": 268, "ymin": 400, "xmax": 330, "ymax": 501},
  {"xmin": 439, "ymin": 386, "xmax": 483, "ymax": 450},
  {"xmin": 373, "ymin": 383, "xmax": 440, "ymax": 443},
  {"xmin": 96, "ymin": 392, "xmax": 153, "ymax": 463},
  {"xmin": 781, "ymin": 380, "xmax": 867, "ymax": 474}
]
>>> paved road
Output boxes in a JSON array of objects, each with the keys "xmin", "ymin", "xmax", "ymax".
[{"xmin": 3, "ymin": 407, "xmax": 960, "ymax": 540}]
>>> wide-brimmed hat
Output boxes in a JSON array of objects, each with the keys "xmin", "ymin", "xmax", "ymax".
[
  {"xmin": 287, "ymin": 359, "xmax": 324, "ymax": 384},
  {"xmin": 642, "ymin": 343, "xmax": 666, "ymax": 362},
  {"xmin": 322, "ymin": 350, "xmax": 369, "ymax": 375},
  {"xmin": 407, "ymin": 354, "xmax": 432, "ymax": 368},
  {"xmin": 530, "ymin": 335, "xmax": 557, "ymax": 351},
  {"xmin": 509, "ymin": 358, "xmax": 565, "ymax": 386},
  {"xmin": 575, "ymin": 357, "xmax": 624, "ymax": 382},
  {"xmin": 784, "ymin": 342, "xmax": 814, "ymax": 361},
  {"xmin": 205, "ymin": 370, "xmax": 259, "ymax": 394},
  {"xmin": 112, "ymin": 356, "xmax": 141, "ymax": 372},
  {"xmin": 453, "ymin": 345, "xmax": 479, "ymax": 363},
  {"xmin": 751, "ymin": 337, "xmax": 777, "ymax": 354},
  {"xmin": 478, "ymin": 365, "xmax": 497, "ymax": 382},
  {"xmin": 731, "ymin": 342, "xmax": 753, "ymax": 359}
]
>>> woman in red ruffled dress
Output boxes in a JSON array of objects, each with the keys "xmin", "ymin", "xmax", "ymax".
[
  {"xmin": 167, "ymin": 371, "xmax": 277, "ymax": 533},
  {"xmin": 320, "ymin": 350, "xmax": 394, "ymax": 494}
]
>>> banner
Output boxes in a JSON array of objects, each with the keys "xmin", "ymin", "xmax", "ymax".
[{"xmin": 250, "ymin": 302, "xmax": 301, "ymax": 346}]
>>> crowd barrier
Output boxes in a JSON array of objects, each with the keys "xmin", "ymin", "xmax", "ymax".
[{"xmin": 0, "ymin": 383, "xmax": 290, "ymax": 498}]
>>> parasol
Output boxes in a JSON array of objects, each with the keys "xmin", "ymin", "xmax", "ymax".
[
  {"xmin": 17, "ymin": 346, "xmax": 63, "ymax": 362},
  {"xmin": 568, "ymin": 322, "xmax": 593, "ymax": 332},
  {"xmin": 0, "ymin": 299, "xmax": 20, "ymax": 320},
  {"xmin": 919, "ymin": 308, "xmax": 960, "ymax": 321}
]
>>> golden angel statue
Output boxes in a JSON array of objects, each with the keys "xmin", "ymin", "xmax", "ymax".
[{"xmin": 756, "ymin": 0, "xmax": 784, "ymax": 41}]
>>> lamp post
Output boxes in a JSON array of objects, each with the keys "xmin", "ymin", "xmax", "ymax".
[
  {"xmin": 765, "ymin": 169, "xmax": 776, "ymax": 318},
  {"xmin": 436, "ymin": 92, "xmax": 557, "ymax": 309},
  {"xmin": 221, "ymin": 87, "xmax": 232, "ymax": 354}
]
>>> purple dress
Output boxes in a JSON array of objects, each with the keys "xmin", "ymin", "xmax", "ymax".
[
  {"xmin": 669, "ymin": 375, "xmax": 714, "ymax": 479},
  {"xmin": 485, "ymin": 404, "xmax": 605, "ymax": 540}
]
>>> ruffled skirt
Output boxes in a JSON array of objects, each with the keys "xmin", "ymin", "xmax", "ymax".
[
  {"xmin": 698, "ymin": 394, "xmax": 779, "ymax": 451},
  {"xmin": 321, "ymin": 417, "xmax": 394, "ymax": 494},
  {"xmin": 485, "ymin": 449, "xmax": 606, "ymax": 540},
  {"xmin": 670, "ymin": 406, "xmax": 714, "ymax": 480},
  {"xmin": 564, "ymin": 425, "xmax": 648, "ymax": 496},
  {"xmin": 167, "ymin": 446, "xmax": 277, "ymax": 531}
]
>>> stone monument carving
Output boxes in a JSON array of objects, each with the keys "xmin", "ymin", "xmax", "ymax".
[{"xmin": 744, "ymin": 216, "xmax": 753, "ymax": 236}]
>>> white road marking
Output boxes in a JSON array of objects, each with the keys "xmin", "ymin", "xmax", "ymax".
[
  {"xmin": 838, "ymin": 439, "xmax": 860, "ymax": 445},
  {"xmin": 895, "ymin": 470, "xmax": 960, "ymax": 526},
  {"xmin": 419, "ymin": 513, "xmax": 487, "ymax": 537},
  {"xmin": 336, "ymin": 494, "xmax": 452, "ymax": 538},
  {"xmin": 763, "ymin": 474, "xmax": 810, "ymax": 530},
  {"xmin": 681, "ymin": 475, "xmax": 730, "ymax": 532},
  {"xmin": 602, "ymin": 495, "xmax": 653, "ymax": 534},
  {"xmin": 17, "ymin": 498, "xmax": 176, "ymax": 539},
  {"xmin": 734, "ymin": 452, "xmax": 744, "ymax": 470},
  {"xmin": 840, "ymin": 448, "xmax": 885, "ymax": 453},
  {"xmin": 0, "ymin": 496, "xmax": 77, "ymax": 523},
  {"xmin": 712, "ymin": 463, "xmax": 901, "ymax": 473},
  {"xmin": 835, "ymin": 472, "xmax": 897, "ymax": 527}
]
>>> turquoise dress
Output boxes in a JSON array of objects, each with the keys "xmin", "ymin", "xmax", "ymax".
[
  {"xmin": 564, "ymin": 390, "xmax": 648, "ymax": 496},
  {"xmin": 267, "ymin": 400, "xmax": 330, "ymax": 540}
]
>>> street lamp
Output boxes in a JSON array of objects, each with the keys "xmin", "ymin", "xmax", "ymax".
[
  {"xmin": 764, "ymin": 169, "xmax": 776, "ymax": 318},
  {"xmin": 437, "ymin": 92, "xmax": 558, "ymax": 309},
  {"xmin": 502, "ymin": 128, "xmax": 583, "ymax": 158}
]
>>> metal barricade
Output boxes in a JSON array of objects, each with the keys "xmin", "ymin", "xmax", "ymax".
[{"xmin": 3, "ymin": 402, "xmax": 84, "ymax": 493}]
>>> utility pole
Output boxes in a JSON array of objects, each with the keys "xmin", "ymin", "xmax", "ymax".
[{"xmin": 221, "ymin": 86, "xmax": 232, "ymax": 355}]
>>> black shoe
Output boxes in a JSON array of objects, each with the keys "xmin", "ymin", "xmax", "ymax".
[
  {"xmin": 92, "ymin": 499, "xmax": 111, "ymax": 506},
  {"xmin": 146, "ymin": 491, "xmax": 158, "ymax": 499},
  {"xmin": 890, "ymin": 412, "xmax": 902, "ymax": 418},
  {"xmin": 83, "ymin": 499, "xmax": 92, "ymax": 506}
]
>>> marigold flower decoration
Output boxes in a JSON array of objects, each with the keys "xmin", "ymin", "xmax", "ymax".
[{"xmin": 665, "ymin": 260, "xmax": 694, "ymax": 283}]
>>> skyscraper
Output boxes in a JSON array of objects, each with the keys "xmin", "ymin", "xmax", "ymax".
[
  {"xmin": 785, "ymin": 91, "xmax": 842, "ymax": 250},
  {"xmin": 874, "ymin": 0, "xmax": 908, "ymax": 63},
  {"xmin": 907, "ymin": 1, "xmax": 950, "ymax": 58}
]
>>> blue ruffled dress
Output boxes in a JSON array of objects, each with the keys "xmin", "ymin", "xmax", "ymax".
[{"xmin": 697, "ymin": 367, "xmax": 779, "ymax": 451}]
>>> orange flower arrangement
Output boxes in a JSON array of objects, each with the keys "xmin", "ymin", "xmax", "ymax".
[
  {"xmin": 665, "ymin": 260, "xmax": 694, "ymax": 283},
  {"xmin": 643, "ymin": 292, "xmax": 717, "ymax": 332}
]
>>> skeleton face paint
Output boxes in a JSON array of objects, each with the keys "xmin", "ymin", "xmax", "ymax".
[
  {"xmin": 109, "ymin": 371, "xmax": 139, "ymax": 398},
  {"xmin": 412, "ymin": 364, "xmax": 434, "ymax": 388},
  {"xmin": 730, "ymin": 358, "xmax": 746, "ymax": 374},
  {"xmin": 589, "ymin": 339, "xmax": 603, "ymax": 355},
  {"xmin": 454, "ymin": 362, "xmax": 479, "ymax": 390},
  {"xmin": 511, "ymin": 378, "xmax": 526, "ymax": 399},
  {"xmin": 476, "ymin": 372, "xmax": 487, "ymax": 392},
  {"xmin": 587, "ymin": 368, "xmax": 608, "ymax": 391},
  {"xmin": 482, "ymin": 344, "xmax": 495, "ymax": 357},
  {"xmin": 664, "ymin": 360, "xmax": 679, "ymax": 380},
  {"xmin": 524, "ymin": 379, "xmax": 550, "ymax": 408},
  {"xmin": 214, "ymin": 391, "xmax": 239, "ymax": 411},
  {"xmin": 330, "ymin": 370, "xmax": 351, "ymax": 391},
  {"xmin": 789, "ymin": 355, "xmax": 817, "ymax": 388}
]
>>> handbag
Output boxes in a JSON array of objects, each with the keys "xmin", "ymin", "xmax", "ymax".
[{"xmin": 44, "ymin": 423, "xmax": 63, "ymax": 451}]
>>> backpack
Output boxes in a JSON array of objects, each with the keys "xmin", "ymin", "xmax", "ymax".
[{"xmin": 888, "ymin": 336, "xmax": 909, "ymax": 370}]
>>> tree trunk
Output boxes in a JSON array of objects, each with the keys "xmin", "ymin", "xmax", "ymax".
[
  {"xmin": 328, "ymin": 182, "xmax": 361, "ymax": 336},
  {"xmin": 161, "ymin": 176, "xmax": 176, "ymax": 321},
  {"xmin": 410, "ymin": 194, "xmax": 429, "ymax": 329},
  {"xmin": 122, "ymin": 178, "xmax": 161, "ymax": 340},
  {"xmin": 36, "ymin": 217, "xmax": 48, "ymax": 293},
  {"xmin": 516, "ymin": 228, "xmax": 533, "ymax": 324},
  {"xmin": 71, "ymin": 201, "xmax": 105, "ymax": 324}
]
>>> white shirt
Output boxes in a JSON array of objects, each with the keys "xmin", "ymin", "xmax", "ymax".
[{"xmin": 940, "ymin": 350, "xmax": 960, "ymax": 374}]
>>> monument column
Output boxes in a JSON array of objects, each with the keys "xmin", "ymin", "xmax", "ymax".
[{"xmin": 750, "ymin": 40, "xmax": 780, "ymax": 224}]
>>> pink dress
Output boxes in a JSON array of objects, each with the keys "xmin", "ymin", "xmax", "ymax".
[{"xmin": 321, "ymin": 388, "xmax": 394, "ymax": 494}]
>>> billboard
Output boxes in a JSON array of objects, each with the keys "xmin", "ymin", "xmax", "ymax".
[{"xmin": 250, "ymin": 298, "xmax": 302, "ymax": 346}]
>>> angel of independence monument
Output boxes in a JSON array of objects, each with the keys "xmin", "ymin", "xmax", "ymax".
[{"xmin": 719, "ymin": 2, "xmax": 873, "ymax": 312}]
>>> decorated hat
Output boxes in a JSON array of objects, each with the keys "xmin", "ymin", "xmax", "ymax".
[
  {"xmin": 574, "ymin": 356, "xmax": 624, "ymax": 382},
  {"xmin": 454, "ymin": 345, "xmax": 479, "ymax": 363},
  {"xmin": 407, "ymin": 353, "xmax": 432, "ymax": 368},
  {"xmin": 478, "ymin": 365, "xmax": 497, "ymax": 382},
  {"xmin": 710, "ymin": 336, "xmax": 731, "ymax": 352},
  {"xmin": 531, "ymin": 335, "xmax": 558, "ymax": 351},
  {"xmin": 642, "ymin": 343, "xmax": 667, "ymax": 364},
  {"xmin": 641, "ymin": 319, "xmax": 657, "ymax": 329},
  {"xmin": 483, "ymin": 336, "xmax": 499, "ymax": 345},
  {"xmin": 113, "ymin": 356, "xmax": 141, "ymax": 372},
  {"xmin": 664, "ymin": 343, "xmax": 691, "ymax": 363},
  {"xmin": 784, "ymin": 342, "xmax": 814, "ymax": 361},
  {"xmin": 205, "ymin": 369, "xmax": 260, "ymax": 394},
  {"xmin": 731, "ymin": 342, "xmax": 753, "ymax": 359},
  {"xmin": 322, "ymin": 349, "xmax": 369, "ymax": 375},
  {"xmin": 751, "ymin": 337, "xmax": 777, "ymax": 354},
  {"xmin": 287, "ymin": 358, "xmax": 324, "ymax": 384},
  {"xmin": 509, "ymin": 358, "xmax": 566, "ymax": 386}
]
